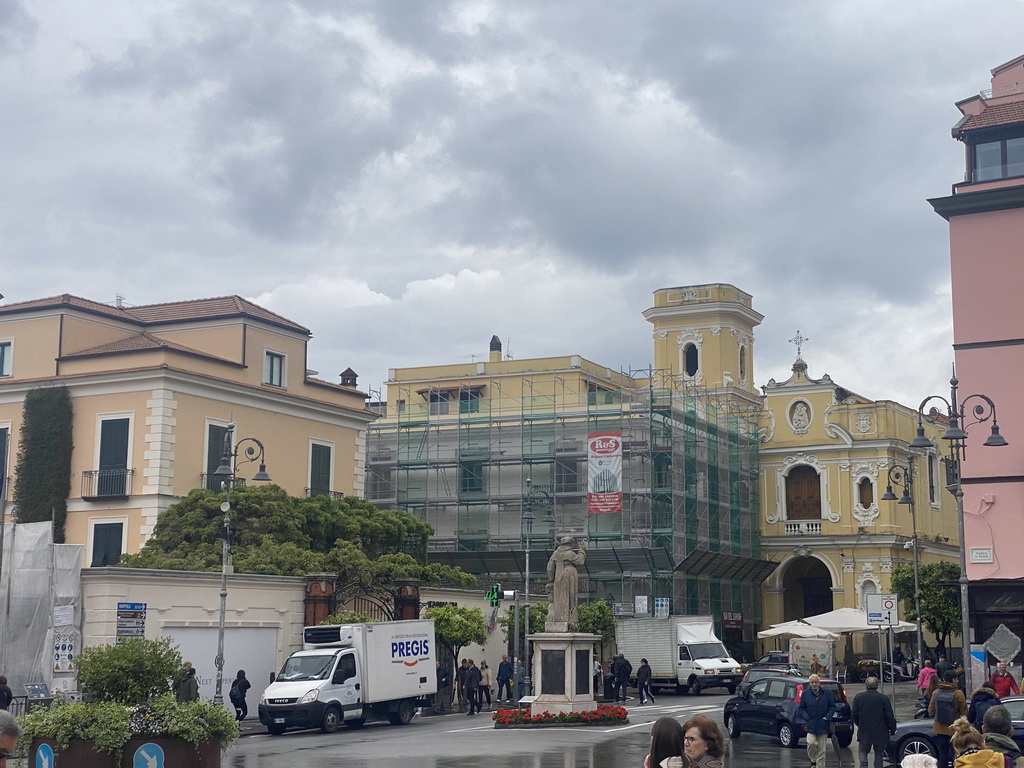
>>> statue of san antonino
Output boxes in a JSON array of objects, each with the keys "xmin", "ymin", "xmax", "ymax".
[{"xmin": 545, "ymin": 536, "xmax": 587, "ymax": 632}]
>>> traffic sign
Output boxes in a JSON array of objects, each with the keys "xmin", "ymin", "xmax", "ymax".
[{"xmin": 865, "ymin": 593, "xmax": 899, "ymax": 626}]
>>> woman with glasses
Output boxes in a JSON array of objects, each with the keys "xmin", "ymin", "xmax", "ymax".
[
  {"xmin": 682, "ymin": 714, "xmax": 726, "ymax": 768},
  {"xmin": 645, "ymin": 716, "xmax": 691, "ymax": 768}
]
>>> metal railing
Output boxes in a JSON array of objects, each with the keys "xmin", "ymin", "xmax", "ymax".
[
  {"xmin": 199, "ymin": 474, "xmax": 246, "ymax": 492},
  {"xmin": 81, "ymin": 469, "xmax": 134, "ymax": 499},
  {"xmin": 305, "ymin": 488, "xmax": 345, "ymax": 499}
]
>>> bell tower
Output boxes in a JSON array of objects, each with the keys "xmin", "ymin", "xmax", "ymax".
[{"xmin": 642, "ymin": 283, "xmax": 763, "ymax": 407}]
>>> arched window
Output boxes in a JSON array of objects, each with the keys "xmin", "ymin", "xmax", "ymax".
[
  {"xmin": 857, "ymin": 477, "xmax": 873, "ymax": 508},
  {"xmin": 684, "ymin": 344, "xmax": 699, "ymax": 377},
  {"xmin": 785, "ymin": 466, "xmax": 822, "ymax": 520},
  {"xmin": 859, "ymin": 578, "xmax": 878, "ymax": 610}
]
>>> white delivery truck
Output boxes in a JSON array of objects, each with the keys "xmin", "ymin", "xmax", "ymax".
[
  {"xmin": 615, "ymin": 615, "xmax": 743, "ymax": 694},
  {"xmin": 258, "ymin": 619, "xmax": 437, "ymax": 735}
]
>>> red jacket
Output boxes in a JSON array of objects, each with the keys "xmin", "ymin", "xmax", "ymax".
[{"xmin": 990, "ymin": 671, "xmax": 1020, "ymax": 698}]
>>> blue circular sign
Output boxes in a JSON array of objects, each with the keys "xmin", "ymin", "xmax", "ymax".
[
  {"xmin": 36, "ymin": 743, "xmax": 54, "ymax": 768},
  {"xmin": 133, "ymin": 743, "xmax": 165, "ymax": 768}
]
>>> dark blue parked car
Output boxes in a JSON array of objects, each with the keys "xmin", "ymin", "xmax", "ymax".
[
  {"xmin": 724, "ymin": 675, "xmax": 853, "ymax": 749},
  {"xmin": 885, "ymin": 696, "xmax": 1024, "ymax": 763}
]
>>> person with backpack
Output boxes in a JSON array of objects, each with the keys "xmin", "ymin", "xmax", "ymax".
[
  {"xmin": 968, "ymin": 682, "xmax": 1000, "ymax": 731},
  {"xmin": 981, "ymin": 704, "xmax": 1024, "ymax": 768},
  {"xmin": 229, "ymin": 669, "xmax": 251, "ymax": 721},
  {"xmin": 930, "ymin": 672, "xmax": 969, "ymax": 768},
  {"xmin": 950, "ymin": 716, "xmax": 1005, "ymax": 768}
]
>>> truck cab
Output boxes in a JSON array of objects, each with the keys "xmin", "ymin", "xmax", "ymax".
[
  {"xmin": 259, "ymin": 648, "xmax": 365, "ymax": 735},
  {"xmin": 677, "ymin": 639, "xmax": 743, "ymax": 695}
]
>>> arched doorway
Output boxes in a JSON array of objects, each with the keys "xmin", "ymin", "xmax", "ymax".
[{"xmin": 782, "ymin": 556, "xmax": 834, "ymax": 621}]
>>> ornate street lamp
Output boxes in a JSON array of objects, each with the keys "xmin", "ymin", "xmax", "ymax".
[
  {"xmin": 910, "ymin": 370, "xmax": 1007, "ymax": 693},
  {"xmin": 211, "ymin": 423, "xmax": 272, "ymax": 706},
  {"xmin": 521, "ymin": 478, "xmax": 554, "ymax": 699},
  {"xmin": 881, "ymin": 459, "xmax": 924, "ymax": 671}
]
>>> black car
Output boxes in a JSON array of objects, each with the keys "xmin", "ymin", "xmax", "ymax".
[
  {"xmin": 738, "ymin": 666, "xmax": 804, "ymax": 695},
  {"xmin": 885, "ymin": 695, "xmax": 1024, "ymax": 763},
  {"xmin": 724, "ymin": 675, "xmax": 854, "ymax": 749}
]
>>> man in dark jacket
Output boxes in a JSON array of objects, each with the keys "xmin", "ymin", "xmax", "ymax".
[
  {"xmin": 798, "ymin": 674, "xmax": 836, "ymax": 768},
  {"xmin": 852, "ymin": 676, "xmax": 897, "ymax": 768},
  {"xmin": 968, "ymin": 682, "xmax": 999, "ymax": 730},
  {"xmin": 982, "ymin": 704, "xmax": 1024, "ymax": 768},
  {"xmin": 456, "ymin": 659, "xmax": 469, "ymax": 712},
  {"xmin": 612, "ymin": 654, "xmax": 632, "ymax": 702},
  {"xmin": 936, "ymin": 655, "xmax": 953, "ymax": 681},
  {"xmin": 434, "ymin": 661, "xmax": 451, "ymax": 714},
  {"xmin": 637, "ymin": 658, "xmax": 653, "ymax": 704},
  {"xmin": 496, "ymin": 655, "xmax": 513, "ymax": 703},
  {"xmin": 465, "ymin": 659, "xmax": 482, "ymax": 715}
]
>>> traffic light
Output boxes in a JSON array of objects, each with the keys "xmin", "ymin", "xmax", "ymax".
[{"xmin": 485, "ymin": 583, "xmax": 501, "ymax": 607}]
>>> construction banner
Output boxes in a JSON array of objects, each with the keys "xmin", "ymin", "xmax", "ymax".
[{"xmin": 587, "ymin": 431, "xmax": 622, "ymax": 514}]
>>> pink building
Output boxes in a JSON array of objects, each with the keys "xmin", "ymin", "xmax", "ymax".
[{"xmin": 929, "ymin": 54, "xmax": 1024, "ymax": 654}]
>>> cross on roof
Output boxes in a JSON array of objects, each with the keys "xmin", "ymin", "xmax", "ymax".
[{"xmin": 789, "ymin": 330, "xmax": 808, "ymax": 358}]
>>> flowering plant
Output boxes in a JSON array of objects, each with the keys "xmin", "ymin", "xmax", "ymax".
[{"xmin": 492, "ymin": 704, "xmax": 628, "ymax": 727}]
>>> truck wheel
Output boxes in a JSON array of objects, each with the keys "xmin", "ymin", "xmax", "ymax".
[
  {"xmin": 320, "ymin": 706, "xmax": 341, "ymax": 734},
  {"xmin": 727, "ymin": 685, "xmax": 737, "ymax": 695},
  {"xmin": 344, "ymin": 717, "xmax": 366, "ymax": 729},
  {"xmin": 689, "ymin": 677, "xmax": 701, "ymax": 695},
  {"xmin": 389, "ymin": 700, "xmax": 415, "ymax": 726},
  {"xmin": 726, "ymin": 713, "xmax": 741, "ymax": 737},
  {"xmin": 267, "ymin": 724, "xmax": 286, "ymax": 736}
]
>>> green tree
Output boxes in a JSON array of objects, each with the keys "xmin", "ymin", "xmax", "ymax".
[
  {"xmin": 579, "ymin": 600, "xmax": 616, "ymax": 658},
  {"xmin": 498, "ymin": 601, "xmax": 548, "ymax": 658},
  {"xmin": 76, "ymin": 637, "xmax": 182, "ymax": 704},
  {"xmin": 891, "ymin": 560, "xmax": 962, "ymax": 650},
  {"xmin": 13, "ymin": 386, "xmax": 73, "ymax": 541},
  {"xmin": 426, "ymin": 604, "xmax": 488, "ymax": 668}
]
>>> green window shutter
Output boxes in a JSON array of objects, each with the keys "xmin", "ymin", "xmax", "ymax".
[
  {"xmin": 0, "ymin": 426, "xmax": 8, "ymax": 484},
  {"xmin": 98, "ymin": 418, "xmax": 129, "ymax": 496},
  {"xmin": 90, "ymin": 522, "xmax": 123, "ymax": 567},
  {"xmin": 310, "ymin": 444, "xmax": 332, "ymax": 496},
  {"xmin": 206, "ymin": 424, "xmax": 228, "ymax": 491}
]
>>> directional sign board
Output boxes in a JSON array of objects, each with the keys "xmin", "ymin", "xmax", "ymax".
[{"xmin": 865, "ymin": 593, "xmax": 899, "ymax": 626}]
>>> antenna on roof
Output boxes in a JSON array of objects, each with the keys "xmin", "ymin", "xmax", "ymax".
[{"xmin": 505, "ymin": 338, "xmax": 513, "ymax": 360}]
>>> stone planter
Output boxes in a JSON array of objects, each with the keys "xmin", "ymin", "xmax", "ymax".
[{"xmin": 31, "ymin": 737, "xmax": 221, "ymax": 767}]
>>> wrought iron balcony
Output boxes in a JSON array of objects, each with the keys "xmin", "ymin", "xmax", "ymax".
[{"xmin": 82, "ymin": 469, "xmax": 134, "ymax": 500}]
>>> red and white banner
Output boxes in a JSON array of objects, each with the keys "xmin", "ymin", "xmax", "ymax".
[{"xmin": 587, "ymin": 431, "xmax": 622, "ymax": 514}]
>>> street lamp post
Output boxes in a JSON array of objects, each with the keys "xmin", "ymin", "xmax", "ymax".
[
  {"xmin": 910, "ymin": 370, "xmax": 1007, "ymax": 694},
  {"xmin": 881, "ymin": 458, "xmax": 925, "ymax": 671},
  {"xmin": 521, "ymin": 478, "xmax": 554, "ymax": 699},
  {"xmin": 211, "ymin": 422, "xmax": 272, "ymax": 706}
]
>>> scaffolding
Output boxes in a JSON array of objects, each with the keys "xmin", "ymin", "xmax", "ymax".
[{"xmin": 364, "ymin": 367, "xmax": 762, "ymax": 634}]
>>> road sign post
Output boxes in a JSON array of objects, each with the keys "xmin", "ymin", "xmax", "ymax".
[{"xmin": 865, "ymin": 594, "xmax": 899, "ymax": 703}]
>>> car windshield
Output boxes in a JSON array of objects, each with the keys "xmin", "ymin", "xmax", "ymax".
[
  {"xmin": 278, "ymin": 655, "xmax": 335, "ymax": 682},
  {"xmin": 689, "ymin": 642, "xmax": 730, "ymax": 660}
]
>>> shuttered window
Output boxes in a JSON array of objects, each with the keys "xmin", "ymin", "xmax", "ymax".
[
  {"xmin": 310, "ymin": 443, "xmax": 332, "ymax": 496},
  {"xmin": 98, "ymin": 418, "xmax": 129, "ymax": 496},
  {"xmin": 91, "ymin": 522, "xmax": 123, "ymax": 567},
  {"xmin": 206, "ymin": 424, "xmax": 229, "ymax": 491}
]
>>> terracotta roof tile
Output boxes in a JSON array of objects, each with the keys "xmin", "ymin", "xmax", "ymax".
[
  {"xmin": 958, "ymin": 100, "xmax": 1024, "ymax": 133},
  {"xmin": 0, "ymin": 294, "xmax": 309, "ymax": 334}
]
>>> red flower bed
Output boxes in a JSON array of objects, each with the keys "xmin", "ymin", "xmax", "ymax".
[{"xmin": 492, "ymin": 704, "xmax": 628, "ymax": 727}]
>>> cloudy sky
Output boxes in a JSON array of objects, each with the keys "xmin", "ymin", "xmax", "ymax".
[{"xmin": 3, "ymin": 1, "xmax": 1021, "ymax": 406}]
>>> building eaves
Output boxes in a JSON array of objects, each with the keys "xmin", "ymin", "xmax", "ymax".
[
  {"xmin": 955, "ymin": 101, "xmax": 1024, "ymax": 135},
  {"xmin": 59, "ymin": 332, "xmax": 240, "ymax": 366}
]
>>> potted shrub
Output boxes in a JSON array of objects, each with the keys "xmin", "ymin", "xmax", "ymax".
[{"xmin": 18, "ymin": 637, "xmax": 238, "ymax": 767}]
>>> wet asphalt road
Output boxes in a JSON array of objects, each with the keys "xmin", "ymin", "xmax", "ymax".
[{"xmin": 225, "ymin": 683, "xmax": 925, "ymax": 768}]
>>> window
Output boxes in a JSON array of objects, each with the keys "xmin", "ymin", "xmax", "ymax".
[
  {"xmin": 0, "ymin": 341, "xmax": 11, "ymax": 377},
  {"xmin": 428, "ymin": 392, "xmax": 449, "ymax": 415},
  {"xmin": 739, "ymin": 346, "xmax": 747, "ymax": 381},
  {"xmin": 857, "ymin": 477, "xmax": 874, "ymax": 508},
  {"xmin": 972, "ymin": 137, "xmax": 1024, "ymax": 182},
  {"xmin": 684, "ymin": 344, "xmax": 699, "ymax": 377},
  {"xmin": 554, "ymin": 458, "xmax": 580, "ymax": 493},
  {"xmin": 0, "ymin": 426, "xmax": 8, "ymax": 498},
  {"xmin": 928, "ymin": 454, "xmax": 939, "ymax": 505},
  {"xmin": 205, "ymin": 423, "xmax": 229, "ymax": 491},
  {"xmin": 766, "ymin": 680, "xmax": 789, "ymax": 699},
  {"xmin": 396, "ymin": 399, "xmax": 406, "ymax": 413},
  {"xmin": 309, "ymin": 443, "xmax": 333, "ymax": 496},
  {"xmin": 459, "ymin": 390, "xmax": 481, "ymax": 414},
  {"xmin": 785, "ymin": 466, "xmax": 821, "ymax": 520},
  {"xmin": 90, "ymin": 521, "xmax": 124, "ymax": 567},
  {"xmin": 264, "ymin": 351, "xmax": 285, "ymax": 387},
  {"xmin": 366, "ymin": 468, "xmax": 392, "ymax": 500},
  {"xmin": 459, "ymin": 460, "xmax": 485, "ymax": 494},
  {"xmin": 97, "ymin": 417, "xmax": 130, "ymax": 496}
]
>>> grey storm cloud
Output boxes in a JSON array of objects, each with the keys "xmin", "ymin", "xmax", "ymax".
[{"xmin": 2, "ymin": 0, "xmax": 1022, "ymax": 402}]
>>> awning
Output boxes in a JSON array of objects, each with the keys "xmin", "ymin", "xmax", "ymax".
[
  {"xmin": 427, "ymin": 545, "xmax": 676, "ymax": 577},
  {"xmin": 675, "ymin": 548, "xmax": 779, "ymax": 582}
]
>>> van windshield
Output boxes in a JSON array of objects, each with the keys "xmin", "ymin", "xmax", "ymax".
[
  {"xmin": 688, "ymin": 642, "xmax": 730, "ymax": 660},
  {"xmin": 278, "ymin": 655, "xmax": 335, "ymax": 682}
]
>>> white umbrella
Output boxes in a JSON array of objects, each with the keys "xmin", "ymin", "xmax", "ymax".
[
  {"xmin": 801, "ymin": 607, "xmax": 916, "ymax": 634},
  {"xmin": 758, "ymin": 623, "xmax": 840, "ymax": 640}
]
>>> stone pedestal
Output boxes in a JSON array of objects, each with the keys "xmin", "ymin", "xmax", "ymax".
[{"xmin": 526, "ymin": 632, "xmax": 601, "ymax": 715}]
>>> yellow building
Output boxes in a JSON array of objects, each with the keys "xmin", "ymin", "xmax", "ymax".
[
  {"xmin": 0, "ymin": 294, "xmax": 376, "ymax": 567},
  {"xmin": 643, "ymin": 284, "xmax": 961, "ymax": 640}
]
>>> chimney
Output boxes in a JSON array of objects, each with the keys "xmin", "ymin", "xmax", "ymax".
[
  {"xmin": 339, "ymin": 368, "xmax": 358, "ymax": 387},
  {"xmin": 489, "ymin": 335, "xmax": 502, "ymax": 363}
]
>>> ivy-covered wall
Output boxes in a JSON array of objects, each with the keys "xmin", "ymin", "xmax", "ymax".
[{"xmin": 13, "ymin": 386, "xmax": 73, "ymax": 542}]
